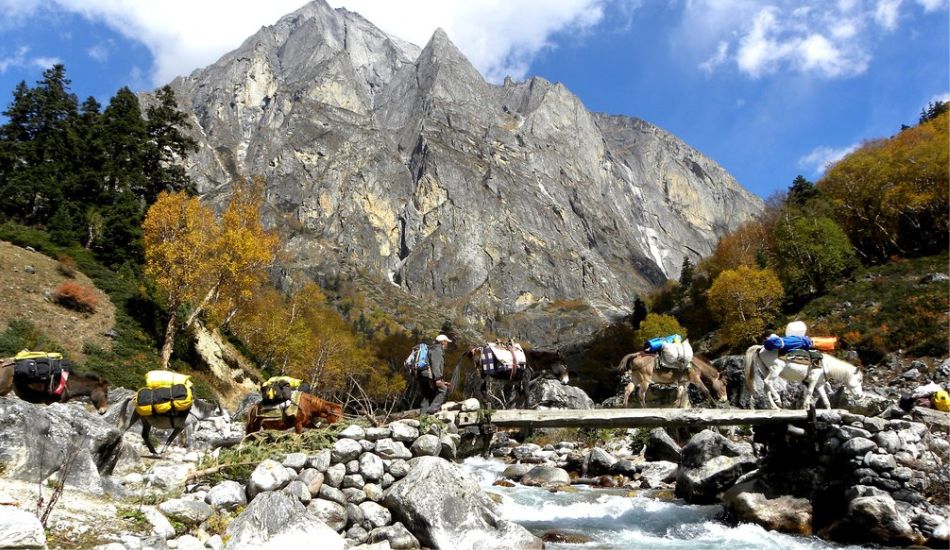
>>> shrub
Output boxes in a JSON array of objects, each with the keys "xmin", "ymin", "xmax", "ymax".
[
  {"xmin": 56, "ymin": 255, "xmax": 78, "ymax": 278},
  {"xmin": 52, "ymin": 281, "xmax": 99, "ymax": 314},
  {"xmin": 633, "ymin": 313, "xmax": 687, "ymax": 347}
]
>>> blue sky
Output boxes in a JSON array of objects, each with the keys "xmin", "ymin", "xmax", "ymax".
[{"xmin": 0, "ymin": 0, "xmax": 947, "ymax": 198}]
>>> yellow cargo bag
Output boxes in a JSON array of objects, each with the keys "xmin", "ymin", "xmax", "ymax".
[
  {"xmin": 135, "ymin": 383, "xmax": 193, "ymax": 417},
  {"xmin": 145, "ymin": 370, "xmax": 192, "ymax": 388},
  {"xmin": 261, "ymin": 376, "xmax": 308, "ymax": 403},
  {"xmin": 933, "ymin": 390, "xmax": 950, "ymax": 413},
  {"xmin": 15, "ymin": 350, "xmax": 64, "ymax": 361}
]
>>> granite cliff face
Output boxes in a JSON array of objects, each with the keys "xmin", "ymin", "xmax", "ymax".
[{"xmin": 162, "ymin": 0, "xmax": 762, "ymax": 343}]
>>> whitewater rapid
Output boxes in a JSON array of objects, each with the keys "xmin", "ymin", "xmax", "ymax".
[{"xmin": 461, "ymin": 457, "xmax": 868, "ymax": 550}]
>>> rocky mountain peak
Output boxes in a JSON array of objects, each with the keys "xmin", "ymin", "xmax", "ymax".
[{"xmin": 160, "ymin": 7, "xmax": 764, "ymax": 345}]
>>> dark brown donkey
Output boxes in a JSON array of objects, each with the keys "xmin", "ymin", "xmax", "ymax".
[
  {"xmin": 245, "ymin": 392, "xmax": 344, "ymax": 435},
  {"xmin": 0, "ymin": 358, "xmax": 110, "ymax": 414}
]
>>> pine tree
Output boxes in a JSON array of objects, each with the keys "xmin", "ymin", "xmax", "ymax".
[
  {"xmin": 99, "ymin": 87, "xmax": 148, "ymax": 197},
  {"xmin": 144, "ymin": 86, "xmax": 197, "ymax": 203},
  {"xmin": 787, "ymin": 174, "xmax": 818, "ymax": 206},
  {"xmin": 679, "ymin": 257, "xmax": 694, "ymax": 289}
]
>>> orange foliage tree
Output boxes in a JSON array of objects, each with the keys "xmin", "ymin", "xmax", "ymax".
[
  {"xmin": 707, "ymin": 266, "xmax": 784, "ymax": 349},
  {"xmin": 143, "ymin": 179, "xmax": 280, "ymax": 367}
]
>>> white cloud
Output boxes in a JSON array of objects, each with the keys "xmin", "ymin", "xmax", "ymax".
[
  {"xmin": 682, "ymin": 0, "xmax": 945, "ymax": 79},
  {"xmin": 3, "ymin": 0, "xmax": 612, "ymax": 88},
  {"xmin": 32, "ymin": 56, "xmax": 62, "ymax": 69},
  {"xmin": 873, "ymin": 0, "xmax": 902, "ymax": 30},
  {"xmin": 0, "ymin": 45, "xmax": 62, "ymax": 73},
  {"xmin": 87, "ymin": 43, "xmax": 109, "ymax": 62},
  {"xmin": 798, "ymin": 143, "xmax": 859, "ymax": 174}
]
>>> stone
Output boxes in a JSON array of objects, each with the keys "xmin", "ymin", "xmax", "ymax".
[
  {"xmin": 375, "ymin": 439, "xmax": 412, "ymax": 460},
  {"xmin": 320, "ymin": 484, "xmax": 347, "ymax": 505},
  {"xmin": 206, "ymin": 535, "xmax": 224, "ymax": 550},
  {"xmin": 282, "ymin": 452, "xmax": 308, "ymax": 471},
  {"xmin": 410, "ymin": 434, "xmax": 441, "ymax": 457},
  {"xmin": 340, "ymin": 424, "xmax": 367, "ymax": 439},
  {"xmin": 644, "ymin": 428, "xmax": 682, "ymax": 463},
  {"xmin": 383, "ymin": 457, "xmax": 541, "ymax": 549},
  {"xmin": 723, "ymin": 482, "xmax": 812, "ymax": 536},
  {"xmin": 866, "ymin": 453, "xmax": 897, "ymax": 472},
  {"xmin": 874, "ymin": 431, "xmax": 902, "ymax": 454},
  {"xmin": 364, "ymin": 483, "xmax": 384, "ymax": 502},
  {"xmin": 502, "ymin": 463, "xmax": 533, "ymax": 481},
  {"xmin": 381, "ymin": 473, "xmax": 395, "ymax": 490},
  {"xmin": 827, "ymin": 486, "xmax": 918, "ymax": 546},
  {"xmin": 347, "ymin": 502, "xmax": 365, "ymax": 527},
  {"xmin": 676, "ymin": 430, "xmax": 756, "ymax": 504},
  {"xmin": 142, "ymin": 506, "xmax": 176, "ymax": 539},
  {"xmin": 359, "ymin": 501, "xmax": 392, "ymax": 529},
  {"xmin": 308, "ymin": 449, "xmax": 332, "ymax": 472},
  {"xmin": 344, "ymin": 474, "xmax": 366, "ymax": 489},
  {"xmin": 638, "ymin": 461, "xmax": 678, "ymax": 487},
  {"xmin": 332, "ymin": 438, "xmax": 364, "ymax": 463},
  {"xmin": 248, "ymin": 459, "xmax": 294, "ymax": 498},
  {"xmin": 206, "ymin": 480, "xmax": 247, "ymax": 511},
  {"xmin": 158, "ymin": 498, "xmax": 213, "ymax": 525},
  {"xmin": 226, "ymin": 492, "xmax": 344, "ymax": 549},
  {"xmin": 172, "ymin": 535, "xmax": 204, "ymax": 550},
  {"xmin": 347, "ymin": 460, "xmax": 361, "ymax": 474},
  {"xmin": 390, "ymin": 422, "xmax": 419, "ymax": 443},
  {"xmin": 388, "ymin": 460, "xmax": 410, "ymax": 478},
  {"xmin": 282, "ymin": 480, "xmax": 312, "ymax": 504},
  {"xmin": 297, "ymin": 468, "xmax": 325, "ymax": 496},
  {"xmin": 367, "ymin": 522, "xmax": 421, "ymax": 549},
  {"xmin": 439, "ymin": 434, "xmax": 458, "ymax": 460},
  {"xmin": 460, "ymin": 398, "xmax": 480, "ymax": 412},
  {"xmin": 325, "ymin": 463, "xmax": 346, "ymax": 487},
  {"xmin": 346, "ymin": 525, "xmax": 369, "ymax": 544},
  {"xmin": 0, "ymin": 506, "xmax": 46, "ymax": 549},
  {"xmin": 527, "ymin": 379, "xmax": 594, "ymax": 409},
  {"xmin": 511, "ymin": 443, "xmax": 542, "ymax": 461},
  {"xmin": 518, "ymin": 466, "xmax": 571, "ymax": 488},
  {"xmin": 841, "ymin": 437, "xmax": 877, "ymax": 457},
  {"xmin": 343, "ymin": 488, "xmax": 368, "ymax": 504},
  {"xmin": 586, "ymin": 448, "xmax": 617, "ymax": 475},
  {"xmin": 360, "ymin": 439, "xmax": 376, "ymax": 452},
  {"xmin": 365, "ymin": 427, "xmax": 392, "ymax": 441},
  {"xmin": 360, "ymin": 453, "xmax": 385, "ymax": 481},
  {"xmin": 309, "ymin": 499, "xmax": 348, "ymax": 532}
]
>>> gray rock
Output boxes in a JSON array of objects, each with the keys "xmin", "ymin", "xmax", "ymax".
[
  {"xmin": 410, "ymin": 434, "xmax": 441, "ymax": 457},
  {"xmin": 206, "ymin": 534, "xmax": 224, "ymax": 550},
  {"xmin": 247, "ymin": 459, "xmax": 294, "ymax": 498},
  {"xmin": 521, "ymin": 466, "xmax": 571, "ymax": 487},
  {"xmin": 340, "ymin": 424, "xmax": 367, "ymax": 439},
  {"xmin": 527, "ymin": 379, "xmax": 594, "ymax": 409},
  {"xmin": 645, "ymin": 428, "xmax": 682, "ymax": 463},
  {"xmin": 0, "ymin": 506, "xmax": 46, "ymax": 549},
  {"xmin": 586, "ymin": 448, "xmax": 616, "ymax": 475},
  {"xmin": 375, "ymin": 439, "xmax": 412, "ymax": 460},
  {"xmin": 866, "ymin": 453, "xmax": 897, "ymax": 472},
  {"xmin": 297, "ymin": 468, "xmax": 325, "ymax": 497},
  {"xmin": 360, "ymin": 439, "xmax": 376, "ymax": 452},
  {"xmin": 381, "ymin": 473, "xmax": 395, "ymax": 489},
  {"xmin": 283, "ymin": 479, "xmax": 312, "ymax": 504},
  {"xmin": 609, "ymin": 459, "xmax": 639, "ymax": 477},
  {"xmin": 368, "ymin": 522, "xmax": 421, "ymax": 549},
  {"xmin": 502, "ymin": 463, "xmax": 533, "ymax": 481},
  {"xmin": 347, "ymin": 502, "xmax": 365, "ymax": 528},
  {"xmin": 364, "ymin": 483, "xmax": 384, "ymax": 502},
  {"xmin": 171, "ymin": 535, "xmax": 204, "ymax": 550},
  {"xmin": 460, "ymin": 398, "xmax": 480, "ymax": 412},
  {"xmin": 359, "ymin": 501, "xmax": 392, "ymax": 529},
  {"xmin": 308, "ymin": 449, "xmax": 332, "ymax": 472},
  {"xmin": 158, "ymin": 498, "xmax": 213, "ymax": 525},
  {"xmin": 511, "ymin": 443, "xmax": 542, "ymax": 461},
  {"xmin": 828, "ymin": 486, "xmax": 917, "ymax": 546},
  {"xmin": 360, "ymin": 453, "xmax": 385, "ymax": 481},
  {"xmin": 320, "ymin": 485, "xmax": 347, "ymax": 505},
  {"xmin": 343, "ymin": 488, "xmax": 368, "ymax": 504},
  {"xmin": 225, "ymin": 492, "xmax": 344, "ymax": 548},
  {"xmin": 638, "ymin": 461, "xmax": 678, "ymax": 487},
  {"xmin": 390, "ymin": 422, "xmax": 419, "ymax": 443},
  {"xmin": 346, "ymin": 525, "xmax": 369, "ymax": 545},
  {"xmin": 309, "ymin": 499, "xmax": 348, "ymax": 532},
  {"xmin": 383, "ymin": 457, "xmax": 541, "ymax": 548},
  {"xmin": 326, "ymin": 463, "xmax": 346, "ymax": 487},
  {"xmin": 142, "ymin": 506, "xmax": 176, "ymax": 540},
  {"xmin": 206, "ymin": 480, "xmax": 247, "ymax": 511},
  {"xmin": 388, "ymin": 460, "xmax": 410, "ymax": 478},
  {"xmin": 723, "ymin": 481, "xmax": 812, "ymax": 536},
  {"xmin": 679, "ymin": 429, "xmax": 749, "ymax": 467},
  {"xmin": 282, "ymin": 452, "xmax": 308, "ymax": 471},
  {"xmin": 344, "ymin": 474, "xmax": 366, "ymax": 489},
  {"xmin": 365, "ymin": 427, "xmax": 392, "ymax": 441},
  {"xmin": 676, "ymin": 430, "xmax": 756, "ymax": 504},
  {"xmin": 874, "ymin": 431, "xmax": 902, "ymax": 454},
  {"xmin": 347, "ymin": 460, "xmax": 361, "ymax": 474},
  {"xmin": 841, "ymin": 437, "xmax": 877, "ymax": 457},
  {"xmin": 0, "ymin": 398, "xmax": 124, "ymax": 494},
  {"xmin": 332, "ymin": 438, "xmax": 364, "ymax": 463}
]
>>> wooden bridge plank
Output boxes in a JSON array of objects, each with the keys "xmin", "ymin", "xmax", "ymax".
[{"xmin": 456, "ymin": 408, "xmax": 847, "ymax": 428}]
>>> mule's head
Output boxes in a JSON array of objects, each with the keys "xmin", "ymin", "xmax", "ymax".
[
  {"xmin": 323, "ymin": 402, "xmax": 344, "ymax": 425},
  {"xmin": 712, "ymin": 377, "xmax": 729, "ymax": 403},
  {"xmin": 848, "ymin": 370, "xmax": 865, "ymax": 397},
  {"xmin": 90, "ymin": 377, "xmax": 110, "ymax": 415}
]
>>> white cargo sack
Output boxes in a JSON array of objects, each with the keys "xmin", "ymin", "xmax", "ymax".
[
  {"xmin": 660, "ymin": 340, "xmax": 693, "ymax": 368},
  {"xmin": 785, "ymin": 321, "xmax": 808, "ymax": 337},
  {"xmin": 486, "ymin": 343, "xmax": 527, "ymax": 368}
]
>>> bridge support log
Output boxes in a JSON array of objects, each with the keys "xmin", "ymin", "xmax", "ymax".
[{"xmin": 456, "ymin": 408, "xmax": 847, "ymax": 429}]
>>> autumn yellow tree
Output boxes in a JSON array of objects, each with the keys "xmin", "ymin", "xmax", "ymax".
[
  {"xmin": 633, "ymin": 313, "xmax": 687, "ymax": 346},
  {"xmin": 707, "ymin": 266, "xmax": 784, "ymax": 349},
  {"xmin": 143, "ymin": 179, "xmax": 280, "ymax": 367}
]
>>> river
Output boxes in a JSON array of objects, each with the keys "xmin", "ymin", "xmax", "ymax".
[{"xmin": 461, "ymin": 457, "xmax": 870, "ymax": 550}]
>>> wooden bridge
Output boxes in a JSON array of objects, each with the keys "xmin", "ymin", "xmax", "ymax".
[{"xmin": 455, "ymin": 407, "xmax": 848, "ymax": 429}]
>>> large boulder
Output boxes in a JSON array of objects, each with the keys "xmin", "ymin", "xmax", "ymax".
[
  {"xmin": 723, "ymin": 481, "xmax": 812, "ymax": 536},
  {"xmin": 383, "ymin": 457, "xmax": 542, "ymax": 549},
  {"xmin": 225, "ymin": 491, "xmax": 344, "ymax": 549},
  {"xmin": 644, "ymin": 428, "xmax": 681, "ymax": 463},
  {"xmin": 0, "ymin": 397, "xmax": 123, "ymax": 494},
  {"xmin": 0, "ymin": 506, "xmax": 46, "ymax": 549},
  {"xmin": 520, "ymin": 466, "xmax": 571, "ymax": 487},
  {"xmin": 247, "ymin": 459, "xmax": 294, "ymax": 498},
  {"xmin": 675, "ymin": 430, "xmax": 756, "ymax": 504},
  {"xmin": 824, "ymin": 486, "xmax": 920, "ymax": 546},
  {"xmin": 527, "ymin": 379, "xmax": 593, "ymax": 409}
]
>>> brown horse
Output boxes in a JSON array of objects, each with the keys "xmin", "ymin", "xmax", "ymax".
[
  {"xmin": 0, "ymin": 358, "xmax": 110, "ymax": 414},
  {"xmin": 618, "ymin": 352, "xmax": 723, "ymax": 408},
  {"xmin": 245, "ymin": 392, "xmax": 343, "ymax": 435},
  {"xmin": 692, "ymin": 355, "xmax": 729, "ymax": 405}
]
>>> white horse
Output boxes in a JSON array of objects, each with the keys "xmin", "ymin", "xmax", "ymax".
[
  {"xmin": 743, "ymin": 346, "xmax": 863, "ymax": 410},
  {"xmin": 118, "ymin": 397, "xmax": 230, "ymax": 455}
]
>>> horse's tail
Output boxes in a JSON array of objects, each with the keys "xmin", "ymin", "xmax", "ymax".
[
  {"xmin": 117, "ymin": 396, "xmax": 133, "ymax": 430},
  {"xmin": 612, "ymin": 354, "xmax": 634, "ymax": 373},
  {"xmin": 743, "ymin": 346, "xmax": 759, "ymax": 394}
]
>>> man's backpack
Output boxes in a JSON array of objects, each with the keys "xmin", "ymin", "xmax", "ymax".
[
  {"xmin": 14, "ymin": 351, "xmax": 65, "ymax": 382},
  {"xmin": 404, "ymin": 344, "xmax": 430, "ymax": 375}
]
